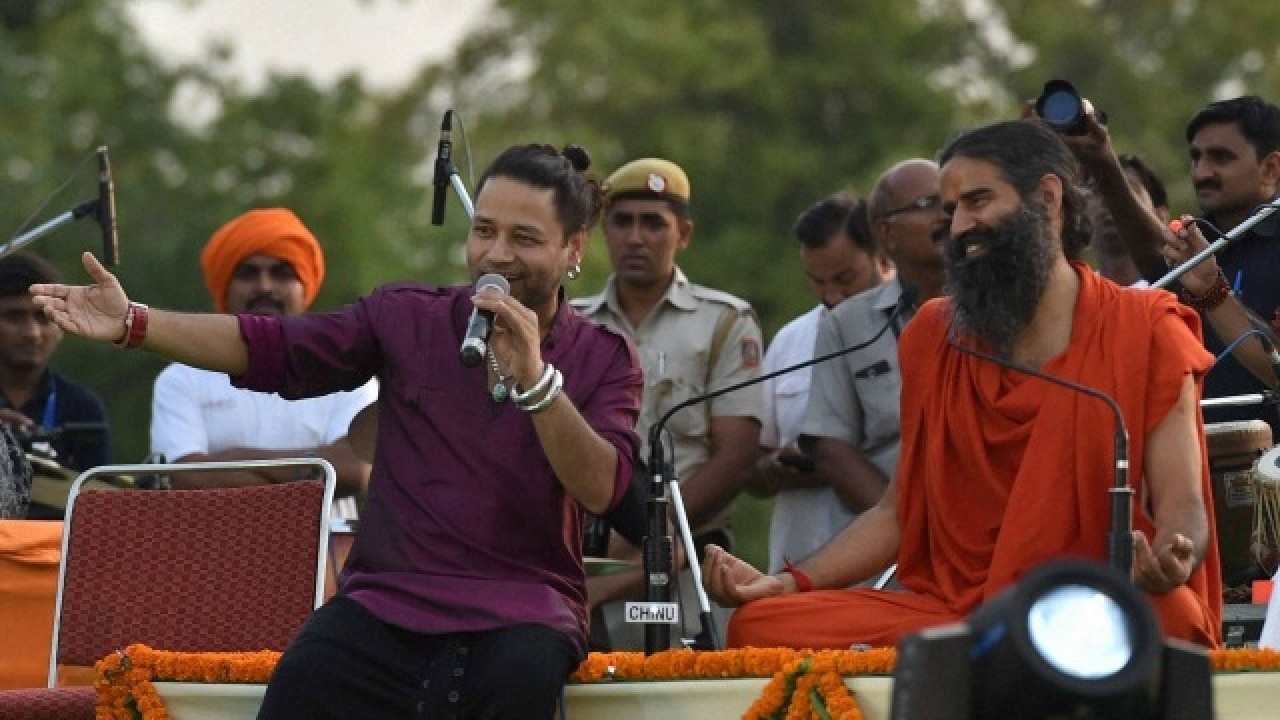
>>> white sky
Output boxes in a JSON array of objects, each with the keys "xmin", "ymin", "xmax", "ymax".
[{"xmin": 128, "ymin": 0, "xmax": 492, "ymax": 90}]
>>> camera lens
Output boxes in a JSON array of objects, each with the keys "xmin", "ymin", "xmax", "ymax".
[
  {"xmin": 1035, "ymin": 80, "xmax": 1088, "ymax": 135},
  {"xmin": 1041, "ymin": 91, "xmax": 1081, "ymax": 128}
]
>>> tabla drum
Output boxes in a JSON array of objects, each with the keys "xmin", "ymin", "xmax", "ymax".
[
  {"xmin": 1206, "ymin": 420, "xmax": 1271, "ymax": 585},
  {"xmin": 1252, "ymin": 445, "xmax": 1280, "ymax": 574}
]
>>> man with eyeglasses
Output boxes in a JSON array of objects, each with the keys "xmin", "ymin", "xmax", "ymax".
[
  {"xmin": 746, "ymin": 192, "xmax": 893, "ymax": 576},
  {"xmin": 787, "ymin": 159, "xmax": 947, "ymax": 585}
]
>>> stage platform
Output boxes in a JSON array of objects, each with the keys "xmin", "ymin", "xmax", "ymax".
[{"xmin": 153, "ymin": 672, "xmax": 1279, "ymax": 719}]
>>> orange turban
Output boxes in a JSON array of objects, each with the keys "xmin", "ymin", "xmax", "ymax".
[{"xmin": 200, "ymin": 208, "xmax": 325, "ymax": 313}]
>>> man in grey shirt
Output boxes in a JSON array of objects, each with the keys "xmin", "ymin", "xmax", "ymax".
[{"xmin": 794, "ymin": 159, "xmax": 947, "ymax": 569}]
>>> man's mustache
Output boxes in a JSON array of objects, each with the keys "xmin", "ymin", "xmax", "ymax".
[
  {"xmin": 1195, "ymin": 179, "xmax": 1222, "ymax": 192},
  {"xmin": 246, "ymin": 296, "xmax": 286, "ymax": 314}
]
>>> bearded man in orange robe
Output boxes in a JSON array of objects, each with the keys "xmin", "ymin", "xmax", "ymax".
[{"xmin": 706, "ymin": 119, "xmax": 1222, "ymax": 648}]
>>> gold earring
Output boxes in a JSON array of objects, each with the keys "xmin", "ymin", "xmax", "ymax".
[{"xmin": 567, "ymin": 260, "xmax": 582, "ymax": 280}]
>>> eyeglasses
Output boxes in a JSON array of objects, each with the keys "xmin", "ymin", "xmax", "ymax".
[{"xmin": 883, "ymin": 193, "xmax": 941, "ymax": 220}]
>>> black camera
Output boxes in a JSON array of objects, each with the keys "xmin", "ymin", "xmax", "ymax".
[{"xmin": 1034, "ymin": 79, "xmax": 1106, "ymax": 135}]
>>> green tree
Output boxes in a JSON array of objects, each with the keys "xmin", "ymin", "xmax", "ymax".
[
  {"xmin": 1, "ymin": 0, "xmax": 446, "ymax": 462},
  {"xmin": 434, "ymin": 0, "xmax": 970, "ymax": 333}
]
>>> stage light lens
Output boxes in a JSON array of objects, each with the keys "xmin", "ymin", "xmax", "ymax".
[{"xmin": 1027, "ymin": 584, "xmax": 1132, "ymax": 679}]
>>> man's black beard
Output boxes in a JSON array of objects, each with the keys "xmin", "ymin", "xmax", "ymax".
[{"xmin": 944, "ymin": 201, "xmax": 1055, "ymax": 355}]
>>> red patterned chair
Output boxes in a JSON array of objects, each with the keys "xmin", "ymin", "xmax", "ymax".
[{"xmin": 0, "ymin": 459, "xmax": 334, "ymax": 718}]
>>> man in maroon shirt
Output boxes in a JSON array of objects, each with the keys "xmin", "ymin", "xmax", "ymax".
[{"xmin": 31, "ymin": 144, "xmax": 643, "ymax": 719}]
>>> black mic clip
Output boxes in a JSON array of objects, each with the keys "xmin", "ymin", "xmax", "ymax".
[
  {"xmin": 431, "ymin": 110, "xmax": 455, "ymax": 226},
  {"xmin": 642, "ymin": 430, "xmax": 677, "ymax": 654}
]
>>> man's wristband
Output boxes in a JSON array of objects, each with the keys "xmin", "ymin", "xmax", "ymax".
[
  {"xmin": 113, "ymin": 302, "xmax": 149, "ymax": 349},
  {"xmin": 783, "ymin": 557, "xmax": 813, "ymax": 593}
]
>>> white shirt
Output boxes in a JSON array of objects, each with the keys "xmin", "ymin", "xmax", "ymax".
[
  {"xmin": 760, "ymin": 305, "xmax": 823, "ymax": 450},
  {"xmin": 1261, "ymin": 568, "xmax": 1280, "ymax": 650},
  {"xmin": 150, "ymin": 363, "xmax": 378, "ymax": 518},
  {"xmin": 759, "ymin": 305, "xmax": 859, "ymax": 574}
]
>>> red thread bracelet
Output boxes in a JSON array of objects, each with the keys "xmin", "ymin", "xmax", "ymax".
[
  {"xmin": 113, "ymin": 302, "xmax": 149, "ymax": 349},
  {"xmin": 783, "ymin": 557, "xmax": 813, "ymax": 593},
  {"xmin": 1182, "ymin": 270, "xmax": 1230, "ymax": 312}
]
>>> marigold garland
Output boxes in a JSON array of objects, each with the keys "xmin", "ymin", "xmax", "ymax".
[
  {"xmin": 94, "ymin": 644, "xmax": 1280, "ymax": 720},
  {"xmin": 94, "ymin": 645, "xmax": 281, "ymax": 720}
]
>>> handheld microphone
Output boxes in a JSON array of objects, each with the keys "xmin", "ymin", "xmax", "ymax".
[
  {"xmin": 431, "ymin": 110, "xmax": 454, "ymax": 226},
  {"xmin": 946, "ymin": 337, "xmax": 1133, "ymax": 575},
  {"xmin": 96, "ymin": 147, "xmax": 119, "ymax": 266},
  {"xmin": 459, "ymin": 273, "xmax": 509, "ymax": 368},
  {"xmin": 642, "ymin": 286, "xmax": 919, "ymax": 654}
]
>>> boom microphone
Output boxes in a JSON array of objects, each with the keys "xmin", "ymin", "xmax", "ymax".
[
  {"xmin": 459, "ymin": 273, "xmax": 509, "ymax": 368},
  {"xmin": 431, "ymin": 110, "xmax": 454, "ymax": 226},
  {"xmin": 96, "ymin": 147, "xmax": 119, "ymax": 266},
  {"xmin": 946, "ymin": 338, "xmax": 1133, "ymax": 575}
]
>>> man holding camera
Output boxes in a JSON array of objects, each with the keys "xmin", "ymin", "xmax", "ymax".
[{"xmin": 1026, "ymin": 81, "xmax": 1172, "ymax": 286}]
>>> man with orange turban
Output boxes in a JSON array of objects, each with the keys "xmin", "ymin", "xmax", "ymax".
[{"xmin": 149, "ymin": 208, "xmax": 376, "ymax": 516}]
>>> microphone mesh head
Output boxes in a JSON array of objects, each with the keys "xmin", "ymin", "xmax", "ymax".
[{"xmin": 475, "ymin": 273, "xmax": 509, "ymax": 295}]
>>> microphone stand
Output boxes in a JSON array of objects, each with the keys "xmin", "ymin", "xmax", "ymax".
[
  {"xmin": 949, "ymin": 340, "xmax": 1133, "ymax": 575},
  {"xmin": 1, "ymin": 199, "xmax": 100, "ymax": 259},
  {"xmin": 1200, "ymin": 393, "xmax": 1280, "ymax": 409},
  {"xmin": 1, "ymin": 146, "xmax": 116, "ymax": 262},
  {"xmin": 448, "ymin": 165, "xmax": 474, "ymax": 220},
  {"xmin": 1153, "ymin": 199, "xmax": 1280, "ymax": 289},
  {"xmin": 432, "ymin": 109, "xmax": 475, "ymax": 224},
  {"xmin": 642, "ymin": 288, "xmax": 917, "ymax": 654}
]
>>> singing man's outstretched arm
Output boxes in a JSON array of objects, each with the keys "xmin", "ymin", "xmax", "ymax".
[{"xmin": 31, "ymin": 252, "xmax": 249, "ymax": 374}]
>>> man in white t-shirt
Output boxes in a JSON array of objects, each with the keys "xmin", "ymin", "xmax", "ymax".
[
  {"xmin": 748, "ymin": 192, "xmax": 892, "ymax": 574},
  {"xmin": 150, "ymin": 208, "xmax": 375, "ymax": 518}
]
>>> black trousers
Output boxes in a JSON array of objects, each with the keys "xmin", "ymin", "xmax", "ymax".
[{"xmin": 258, "ymin": 596, "xmax": 583, "ymax": 719}]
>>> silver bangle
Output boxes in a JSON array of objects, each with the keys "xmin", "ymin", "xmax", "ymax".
[
  {"xmin": 518, "ymin": 368, "xmax": 563, "ymax": 413},
  {"xmin": 511, "ymin": 363, "xmax": 555, "ymax": 404}
]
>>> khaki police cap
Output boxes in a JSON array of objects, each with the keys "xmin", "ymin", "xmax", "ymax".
[{"xmin": 604, "ymin": 158, "xmax": 691, "ymax": 204}]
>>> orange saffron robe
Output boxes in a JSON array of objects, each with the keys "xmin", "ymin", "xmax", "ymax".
[{"xmin": 729, "ymin": 266, "xmax": 1223, "ymax": 648}]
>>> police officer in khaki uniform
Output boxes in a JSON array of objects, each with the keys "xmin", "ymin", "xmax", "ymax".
[{"xmin": 573, "ymin": 157, "xmax": 763, "ymax": 649}]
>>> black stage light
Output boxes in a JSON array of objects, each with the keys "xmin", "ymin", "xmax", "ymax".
[{"xmin": 890, "ymin": 559, "xmax": 1213, "ymax": 720}]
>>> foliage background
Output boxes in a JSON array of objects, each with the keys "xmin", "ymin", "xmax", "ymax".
[{"xmin": 5, "ymin": 0, "xmax": 1280, "ymax": 568}]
